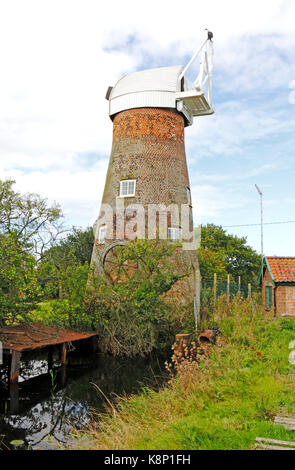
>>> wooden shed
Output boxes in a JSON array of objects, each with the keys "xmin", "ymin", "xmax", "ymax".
[{"xmin": 260, "ymin": 256, "xmax": 295, "ymax": 316}]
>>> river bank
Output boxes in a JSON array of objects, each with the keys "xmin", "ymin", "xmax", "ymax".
[
  {"xmin": 73, "ymin": 298, "xmax": 295, "ymax": 450},
  {"xmin": 0, "ymin": 350, "xmax": 170, "ymax": 450}
]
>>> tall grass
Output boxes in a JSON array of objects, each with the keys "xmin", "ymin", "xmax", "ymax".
[{"xmin": 73, "ymin": 296, "xmax": 295, "ymax": 450}]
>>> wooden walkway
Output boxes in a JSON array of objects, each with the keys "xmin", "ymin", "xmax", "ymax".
[{"xmin": 255, "ymin": 414, "xmax": 295, "ymax": 450}]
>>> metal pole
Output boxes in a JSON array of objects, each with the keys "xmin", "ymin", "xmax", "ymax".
[{"xmin": 255, "ymin": 185, "xmax": 264, "ymax": 275}]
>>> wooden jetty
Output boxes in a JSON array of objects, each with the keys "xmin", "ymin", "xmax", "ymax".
[{"xmin": 0, "ymin": 322, "xmax": 98, "ymax": 385}]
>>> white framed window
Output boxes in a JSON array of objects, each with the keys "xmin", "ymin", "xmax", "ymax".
[
  {"xmin": 120, "ymin": 179, "xmax": 136, "ymax": 197},
  {"xmin": 168, "ymin": 227, "xmax": 182, "ymax": 241},
  {"xmin": 187, "ymin": 187, "xmax": 192, "ymax": 205},
  {"xmin": 98, "ymin": 225, "xmax": 107, "ymax": 244}
]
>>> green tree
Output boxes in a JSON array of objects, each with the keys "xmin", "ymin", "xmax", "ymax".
[
  {"xmin": 198, "ymin": 224, "xmax": 261, "ymax": 287},
  {"xmin": 0, "ymin": 179, "xmax": 64, "ymax": 324},
  {"xmin": 197, "ymin": 247, "xmax": 228, "ymax": 281},
  {"xmin": 37, "ymin": 227, "xmax": 94, "ymax": 299},
  {"xmin": 0, "ymin": 179, "xmax": 63, "ymax": 259},
  {"xmin": 0, "ymin": 233, "xmax": 41, "ymax": 326},
  {"xmin": 64, "ymin": 227, "xmax": 94, "ymax": 265}
]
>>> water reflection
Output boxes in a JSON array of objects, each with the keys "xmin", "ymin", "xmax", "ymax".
[{"xmin": 0, "ymin": 347, "xmax": 169, "ymax": 450}]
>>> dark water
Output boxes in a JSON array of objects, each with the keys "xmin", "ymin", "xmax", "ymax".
[{"xmin": 0, "ymin": 340, "xmax": 170, "ymax": 450}]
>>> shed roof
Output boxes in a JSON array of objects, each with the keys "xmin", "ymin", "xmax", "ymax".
[
  {"xmin": 0, "ymin": 323, "xmax": 97, "ymax": 352},
  {"xmin": 265, "ymin": 257, "xmax": 295, "ymax": 283}
]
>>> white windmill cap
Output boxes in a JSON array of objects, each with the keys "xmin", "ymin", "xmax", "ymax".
[
  {"xmin": 106, "ymin": 33, "xmax": 214, "ymax": 126},
  {"xmin": 107, "ymin": 65, "xmax": 186, "ymax": 118}
]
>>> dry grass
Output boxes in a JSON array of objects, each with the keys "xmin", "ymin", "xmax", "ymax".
[{"xmin": 71, "ymin": 296, "xmax": 295, "ymax": 450}]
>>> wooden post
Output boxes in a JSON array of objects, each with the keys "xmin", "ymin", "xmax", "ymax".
[
  {"xmin": 60, "ymin": 343, "xmax": 67, "ymax": 367},
  {"xmin": 174, "ymin": 334, "xmax": 193, "ymax": 359},
  {"xmin": 9, "ymin": 384, "xmax": 19, "ymax": 414},
  {"xmin": 60, "ymin": 343, "xmax": 67, "ymax": 386},
  {"xmin": 194, "ymin": 270, "xmax": 201, "ymax": 330},
  {"xmin": 213, "ymin": 273, "xmax": 217, "ymax": 306},
  {"xmin": 227, "ymin": 274, "xmax": 230, "ymax": 302},
  {"xmin": 238, "ymin": 276, "xmax": 241, "ymax": 296},
  {"xmin": 248, "ymin": 283, "xmax": 252, "ymax": 301},
  {"xmin": 10, "ymin": 350, "xmax": 21, "ymax": 384},
  {"xmin": 48, "ymin": 347, "xmax": 53, "ymax": 372},
  {"xmin": 91, "ymin": 336, "xmax": 99, "ymax": 353}
]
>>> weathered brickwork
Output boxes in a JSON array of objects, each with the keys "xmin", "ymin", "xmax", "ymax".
[
  {"xmin": 101, "ymin": 108, "xmax": 190, "ymax": 209},
  {"xmin": 92, "ymin": 106, "xmax": 198, "ymax": 308},
  {"xmin": 113, "ymin": 108, "xmax": 185, "ymax": 142},
  {"xmin": 262, "ymin": 269, "xmax": 295, "ymax": 316},
  {"xmin": 275, "ymin": 286, "xmax": 295, "ymax": 316}
]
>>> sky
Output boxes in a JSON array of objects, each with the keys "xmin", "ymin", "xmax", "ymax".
[{"xmin": 0, "ymin": 0, "xmax": 294, "ymax": 256}]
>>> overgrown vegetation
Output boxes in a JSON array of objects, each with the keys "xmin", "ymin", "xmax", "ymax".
[
  {"xmin": 0, "ymin": 179, "xmax": 264, "ymax": 361},
  {"xmin": 73, "ymin": 298, "xmax": 295, "ymax": 450},
  {"xmin": 0, "ymin": 179, "xmax": 92, "ymax": 329},
  {"xmin": 0, "ymin": 179, "xmax": 63, "ymax": 326},
  {"xmin": 198, "ymin": 224, "xmax": 261, "ymax": 288},
  {"xmin": 85, "ymin": 239, "xmax": 193, "ymax": 356},
  {"xmin": 0, "ymin": 179, "xmax": 194, "ymax": 352}
]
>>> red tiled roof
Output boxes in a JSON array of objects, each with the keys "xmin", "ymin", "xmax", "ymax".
[{"xmin": 267, "ymin": 257, "xmax": 295, "ymax": 283}]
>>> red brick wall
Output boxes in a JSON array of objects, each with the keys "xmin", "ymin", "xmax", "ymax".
[
  {"xmin": 262, "ymin": 269, "xmax": 295, "ymax": 316},
  {"xmin": 275, "ymin": 285, "xmax": 295, "ymax": 316},
  {"xmin": 103, "ymin": 107, "xmax": 190, "ymax": 208},
  {"xmin": 92, "ymin": 107, "xmax": 198, "ymax": 308}
]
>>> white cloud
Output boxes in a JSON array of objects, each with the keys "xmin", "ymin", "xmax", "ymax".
[
  {"xmin": 0, "ymin": 159, "xmax": 109, "ymax": 228},
  {"xmin": 0, "ymin": 0, "xmax": 294, "ymax": 248}
]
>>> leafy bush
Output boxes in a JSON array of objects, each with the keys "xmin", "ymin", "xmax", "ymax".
[
  {"xmin": 85, "ymin": 239, "xmax": 193, "ymax": 356},
  {"xmin": 27, "ymin": 263, "xmax": 91, "ymax": 330},
  {"xmin": 0, "ymin": 233, "xmax": 42, "ymax": 326}
]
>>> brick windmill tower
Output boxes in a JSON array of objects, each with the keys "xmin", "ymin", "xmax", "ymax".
[{"xmin": 91, "ymin": 31, "xmax": 214, "ymax": 322}]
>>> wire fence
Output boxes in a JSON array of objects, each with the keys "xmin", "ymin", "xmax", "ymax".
[
  {"xmin": 200, "ymin": 273, "xmax": 252, "ymax": 305},
  {"xmin": 201, "ymin": 279, "xmax": 249, "ymax": 300},
  {"xmin": 199, "ymin": 274, "xmax": 254, "ymax": 322}
]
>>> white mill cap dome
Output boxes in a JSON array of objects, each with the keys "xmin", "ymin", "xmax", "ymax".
[
  {"xmin": 107, "ymin": 65, "xmax": 186, "ymax": 118},
  {"xmin": 106, "ymin": 33, "xmax": 214, "ymax": 126}
]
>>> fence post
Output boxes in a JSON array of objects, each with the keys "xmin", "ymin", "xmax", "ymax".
[
  {"xmin": 227, "ymin": 274, "xmax": 230, "ymax": 302},
  {"xmin": 194, "ymin": 271, "xmax": 201, "ymax": 331},
  {"xmin": 238, "ymin": 276, "xmax": 241, "ymax": 296},
  {"xmin": 213, "ymin": 273, "xmax": 217, "ymax": 306},
  {"xmin": 248, "ymin": 283, "xmax": 252, "ymax": 301}
]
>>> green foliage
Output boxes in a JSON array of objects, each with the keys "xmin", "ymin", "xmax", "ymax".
[
  {"xmin": 28, "ymin": 263, "xmax": 90, "ymax": 330},
  {"xmin": 199, "ymin": 224, "xmax": 261, "ymax": 287},
  {"xmin": 197, "ymin": 246, "xmax": 228, "ymax": 279},
  {"xmin": 0, "ymin": 179, "xmax": 63, "ymax": 258},
  {"xmin": 0, "ymin": 233, "xmax": 41, "ymax": 326},
  {"xmin": 0, "ymin": 178, "xmax": 64, "ymax": 325},
  {"xmin": 37, "ymin": 226, "xmax": 94, "ymax": 301},
  {"xmin": 43, "ymin": 226, "xmax": 94, "ymax": 268},
  {"xmin": 75, "ymin": 300, "xmax": 295, "ymax": 450},
  {"xmin": 85, "ymin": 239, "xmax": 191, "ymax": 356},
  {"xmin": 64, "ymin": 227, "xmax": 94, "ymax": 265}
]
